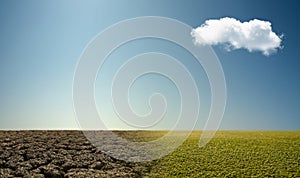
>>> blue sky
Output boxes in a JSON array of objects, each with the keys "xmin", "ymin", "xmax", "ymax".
[{"xmin": 0, "ymin": 0, "xmax": 299, "ymax": 130}]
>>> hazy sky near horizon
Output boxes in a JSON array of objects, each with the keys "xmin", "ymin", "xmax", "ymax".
[{"xmin": 0, "ymin": 0, "xmax": 299, "ymax": 130}]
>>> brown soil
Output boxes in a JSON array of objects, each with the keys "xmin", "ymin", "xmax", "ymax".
[{"xmin": 0, "ymin": 131, "xmax": 151, "ymax": 178}]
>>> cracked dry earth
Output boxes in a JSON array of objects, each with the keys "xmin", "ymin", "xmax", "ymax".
[{"xmin": 0, "ymin": 131, "xmax": 151, "ymax": 178}]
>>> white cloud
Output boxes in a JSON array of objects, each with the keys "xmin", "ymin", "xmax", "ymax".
[{"xmin": 191, "ymin": 17, "xmax": 283, "ymax": 56}]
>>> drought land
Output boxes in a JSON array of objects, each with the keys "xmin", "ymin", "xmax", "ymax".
[{"xmin": 1, "ymin": 130, "xmax": 299, "ymax": 177}]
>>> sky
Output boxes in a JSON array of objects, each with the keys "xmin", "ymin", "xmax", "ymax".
[{"xmin": 0, "ymin": 0, "xmax": 299, "ymax": 130}]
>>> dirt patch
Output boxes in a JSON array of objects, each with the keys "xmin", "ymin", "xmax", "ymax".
[{"xmin": 0, "ymin": 131, "xmax": 151, "ymax": 177}]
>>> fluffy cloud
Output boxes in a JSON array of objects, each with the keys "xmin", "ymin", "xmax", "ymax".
[{"xmin": 191, "ymin": 17, "xmax": 283, "ymax": 56}]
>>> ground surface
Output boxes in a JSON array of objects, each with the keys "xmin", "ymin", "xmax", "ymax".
[
  {"xmin": 1, "ymin": 131, "xmax": 299, "ymax": 177},
  {"xmin": 0, "ymin": 131, "xmax": 151, "ymax": 178}
]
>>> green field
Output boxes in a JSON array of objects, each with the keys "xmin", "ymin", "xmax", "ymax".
[{"xmin": 145, "ymin": 131, "xmax": 300, "ymax": 177}]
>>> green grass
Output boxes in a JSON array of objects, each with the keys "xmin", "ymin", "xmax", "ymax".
[{"xmin": 147, "ymin": 131, "xmax": 300, "ymax": 177}]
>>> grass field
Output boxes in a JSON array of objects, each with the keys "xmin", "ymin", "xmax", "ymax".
[{"xmin": 147, "ymin": 131, "xmax": 300, "ymax": 177}]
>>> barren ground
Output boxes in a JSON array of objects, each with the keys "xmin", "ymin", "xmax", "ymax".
[{"xmin": 0, "ymin": 131, "xmax": 151, "ymax": 178}]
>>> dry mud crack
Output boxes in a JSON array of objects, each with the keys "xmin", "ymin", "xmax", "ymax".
[{"xmin": 0, "ymin": 131, "xmax": 152, "ymax": 178}]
